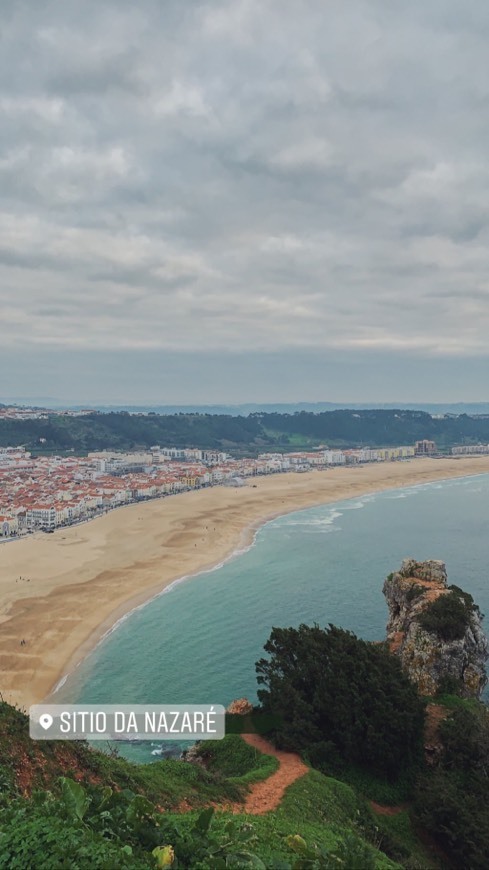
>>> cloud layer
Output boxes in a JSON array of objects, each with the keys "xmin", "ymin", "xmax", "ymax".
[{"xmin": 2, "ymin": 0, "xmax": 489, "ymax": 386}]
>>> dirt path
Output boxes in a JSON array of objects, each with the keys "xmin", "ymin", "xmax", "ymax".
[
  {"xmin": 370, "ymin": 801, "xmax": 407, "ymax": 816},
  {"xmin": 369, "ymin": 703, "xmax": 450, "ymax": 818},
  {"xmin": 424, "ymin": 703, "xmax": 449, "ymax": 758},
  {"xmin": 217, "ymin": 703, "xmax": 451, "ymax": 818},
  {"xmin": 230, "ymin": 734, "xmax": 309, "ymax": 815}
]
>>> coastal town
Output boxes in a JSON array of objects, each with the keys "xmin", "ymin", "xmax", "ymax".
[{"xmin": 0, "ymin": 437, "xmax": 487, "ymax": 537}]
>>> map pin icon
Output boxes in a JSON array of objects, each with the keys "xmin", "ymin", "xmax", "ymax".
[{"xmin": 39, "ymin": 713, "xmax": 53, "ymax": 730}]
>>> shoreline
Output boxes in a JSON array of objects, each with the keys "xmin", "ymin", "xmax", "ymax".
[
  {"xmin": 50, "ymin": 518, "xmax": 259, "ymax": 700},
  {"xmin": 2, "ymin": 456, "xmax": 489, "ymax": 710}
]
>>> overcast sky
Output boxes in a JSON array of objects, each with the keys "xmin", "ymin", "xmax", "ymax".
[{"xmin": 1, "ymin": 0, "xmax": 488, "ymax": 404}]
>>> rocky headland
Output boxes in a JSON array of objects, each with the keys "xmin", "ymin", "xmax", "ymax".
[{"xmin": 383, "ymin": 558, "xmax": 488, "ymax": 697}]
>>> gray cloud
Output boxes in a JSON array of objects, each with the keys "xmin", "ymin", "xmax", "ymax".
[{"xmin": 1, "ymin": 0, "xmax": 489, "ymax": 401}]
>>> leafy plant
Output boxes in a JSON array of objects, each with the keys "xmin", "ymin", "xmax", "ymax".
[
  {"xmin": 154, "ymin": 808, "xmax": 267, "ymax": 868},
  {"xmin": 152, "ymin": 844, "xmax": 176, "ymax": 867},
  {"xmin": 0, "ymin": 803, "xmax": 145, "ymax": 869},
  {"xmin": 60, "ymin": 776, "xmax": 90, "ymax": 823},
  {"xmin": 286, "ymin": 832, "xmax": 376, "ymax": 869},
  {"xmin": 418, "ymin": 591, "xmax": 474, "ymax": 641}
]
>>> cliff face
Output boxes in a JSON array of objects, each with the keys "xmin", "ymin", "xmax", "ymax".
[{"xmin": 383, "ymin": 559, "xmax": 488, "ymax": 697}]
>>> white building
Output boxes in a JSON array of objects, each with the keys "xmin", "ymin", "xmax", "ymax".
[
  {"xmin": 0, "ymin": 516, "xmax": 18, "ymax": 536},
  {"xmin": 323, "ymin": 450, "xmax": 346, "ymax": 465},
  {"xmin": 26, "ymin": 505, "xmax": 56, "ymax": 530}
]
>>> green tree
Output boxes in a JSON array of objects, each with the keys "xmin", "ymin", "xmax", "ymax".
[
  {"xmin": 256, "ymin": 624, "xmax": 425, "ymax": 779},
  {"xmin": 415, "ymin": 705, "xmax": 489, "ymax": 868}
]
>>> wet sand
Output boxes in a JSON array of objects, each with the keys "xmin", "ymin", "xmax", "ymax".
[{"xmin": 1, "ymin": 455, "xmax": 489, "ymax": 709}]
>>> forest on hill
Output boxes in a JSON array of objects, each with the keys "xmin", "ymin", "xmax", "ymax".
[
  {"xmin": 258, "ymin": 409, "xmax": 489, "ymax": 448},
  {"xmin": 2, "ymin": 408, "xmax": 489, "ymax": 453},
  {"xmin": 0, "ymin": 412, "xmax": 267, "ymax": 453}
]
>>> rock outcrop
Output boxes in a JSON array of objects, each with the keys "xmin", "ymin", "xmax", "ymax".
[
  {"xmin": 383, "ymin": 559, "xmax": 488, "ymax": 697},
  {"xmin": 226, "ymin": 698, "xmax": 254, "ymax": 716},
  {"xmin": 182, "ymin": 743, "xmax": 205, "ymax": 766}
]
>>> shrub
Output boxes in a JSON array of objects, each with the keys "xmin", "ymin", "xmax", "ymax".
[
  {"xmin": 405, "ymin": 584, "xmax": 424, "ymax": 603},
  {"xmin": 448, "ymin": 584, "xmax": 483, "ymax": 618},
  {"xmin": 415, "ymin": 705, "xmax": 489, "ymax": 869},
  {"xmin": 436, "ymin": 675, "xmax": 462, "ymax": 696},
  {"xmin": 256, "ymin": 624, "xmax": 425, "ymax": 779},
  {"xmin": 418, "ymin": 591, "xmax": 474, "ymax": 641},
  {"xmin": 194, "ymin": 735, "xmax": 279, "ymax": 784}
]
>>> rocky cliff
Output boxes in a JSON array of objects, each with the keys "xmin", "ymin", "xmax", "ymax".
[{"xmin": 383, "ymin": 559, "xmax": 488, "ymax": 697}]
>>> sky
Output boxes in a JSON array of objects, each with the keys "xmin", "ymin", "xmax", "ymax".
[{"xmin": 1, "ymin": 0, "xmax": 488, "ymax": 405}]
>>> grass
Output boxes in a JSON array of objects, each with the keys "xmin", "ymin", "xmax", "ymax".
[
  {"xmin": 314, "ymin": 758, "xmax": 418, "ymax": 806},
  {"xmin": 433, "ymin": 693, "xmax": 480, "ymax": 712},
  {"xmin": 372, "ymin": 811, "xmax": 440, "ymax": 869},
  {"xmin": 0, "ymin": 701, "xmax": 242, "ymax": 809},
  {"xmin": 162, "ymin": 771, "xmax": 402, "ymax": 868},
  {"xmin": 93, "ymin": 753, "xmax": 243, "ymax": 808},
  {"xmin": 194, "ymin": 734, "xmax": 279, "ymax": 785},
  {"xmin": 0, "ymin": 702, "xmax": 437, "ymax": 867},
  {"xmin": 261, "ymin": 429, "xmax": 323, "ymax": 449}
]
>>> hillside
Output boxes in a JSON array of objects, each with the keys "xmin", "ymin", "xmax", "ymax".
[
  {"xmin": 0, "ymin": 413, "xmax": 267, "ymax": 453},
  {"xmin": 0, "ymin": 671, "xmax": 485, "ymax": 867},
  {"xmin": 259, "ymin": 408, "xmax": 489, "ymax": 449},
  {"xmin": 0, "ymin": 702, "xmax": 404, "ymax": 869},
  {"xmin": 3, "ymin": 408, "xmax": 489, "ymax": 453}
]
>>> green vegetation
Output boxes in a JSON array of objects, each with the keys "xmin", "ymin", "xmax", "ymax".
[
  {"xmin": 258, "ymin": 408, "xmax": 489, "ymax": 449},
  {"xmin": 405, "ymin": 584, "xmax": 424, "ymax": 603},
  {"xmin": 0, "ymin": 412, "xmax": 267, "ymax": 453},
  {"xmin": 431, "ymin": 691, "xmax": 479, "ymax": 711},
  {"xmin": 0, "ymin": 702, "xmax": 405, "ymax": 868},
  {"xmin": 370, "ymin": 810, "xmax": 435, "ymax": 869},
  {"xmin": 326, "ymin": 765, "xmax": 416, "ymax": 807},
  {"xmin": 159, "ymin": 772, "xmax": 401, "ymax": 869},
  {"xmin": 194, "ymin": 735, "xmax": 279, "ymax": 785},
  {"xmin": 0, "ymin": 701, "xmax": 242, "ymax": 810},
  {"xmin": 4, "ymin": 407, "xmax": 489, "ymax": 452},
  {"xmin": 448, "ymin": 583, "xmax": 482, "ymax": 617},
  {"xmin": 0, "ymin": 781, "xmax": 156, "ymax": 869},
  {"xmin": 415, "ymin": 704, "xmax": 489, "ymax": 869},
  {"xmin": 418, "ymin": 590, "xmax": 476, "ymax": 641},
  {"xmin": 177, "ymin": 717, "xmax": 439, "ymax": 867},
  {"xmin": 256, "ymin": 624, "xmax": 425, "ymax": 780}
]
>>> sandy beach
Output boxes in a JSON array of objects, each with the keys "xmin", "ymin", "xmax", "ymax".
[{"xmin": 2, "ymin": 455, "xmax": 489, "ymax": 710}]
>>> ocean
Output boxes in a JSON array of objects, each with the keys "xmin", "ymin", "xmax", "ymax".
[{"xmin": 55, "ymin": 472, "xmax": 489, "ymax": 762}]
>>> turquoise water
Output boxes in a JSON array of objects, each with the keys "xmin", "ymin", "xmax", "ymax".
[{"xmin": 56, "ymin": 473, "xmax": 489, "ymax": 762}]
